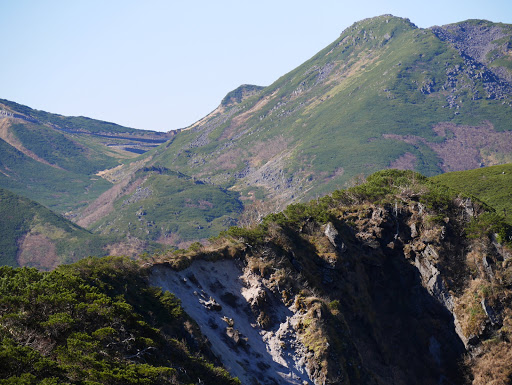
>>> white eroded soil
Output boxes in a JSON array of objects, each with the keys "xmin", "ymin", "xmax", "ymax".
[{"xmin": 150, "ymin": 259, "xmax": 312, "ymax": 385}]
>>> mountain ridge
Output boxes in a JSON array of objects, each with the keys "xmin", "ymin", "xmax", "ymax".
[
  {"xmin": 83, "ymin": 14, "xmax": 512, "ymax": 246},
  {"xmin": 1, "ymin": 14, "xmax": 512, "ymax": 257}
]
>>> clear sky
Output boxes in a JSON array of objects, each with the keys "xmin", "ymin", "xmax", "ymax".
[{"xmin": 1, "ymin": 0, "xmax": 511, "ymax": 132}]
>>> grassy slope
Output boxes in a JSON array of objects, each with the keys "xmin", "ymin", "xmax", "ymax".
[
  {"xmin": 9, "ymin": 122, "xmax": 120, "ymax": 175},
  {"xmin": 0, "ymin": 188, "xmax": 116, "ymax": 268},
  {"xmin": 0, "ymin": 138, "xmax": 113, "ymax": 213},
  {"xmin": 147, "ymin": 16, "xmax": 512, "ymax": 201},
  {"xmin": 0, "ymin": 99, "xmax": 173, "ymax": 214},
  {"xmin": 0, "ymin": 98, "xmax": 154, "ymax": 134},
  {"xmin": 90, "ymin": 168, "xmax": 243, "ymax": 245},
  {"xmin": 431, "ymin": 163, "xmax": 512, "ymax": 224},
  {"xmin": 0, "ymin": 256, "xmax": 240, "ymax": 385},
  {"xmin": 89, "ymin": 16, "xmax": 511, "ymax": 246}
]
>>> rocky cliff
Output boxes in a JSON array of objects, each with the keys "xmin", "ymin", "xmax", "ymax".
[{"xmin": 150, "ymin": 170, "xmax": 512, "ymax": 384}]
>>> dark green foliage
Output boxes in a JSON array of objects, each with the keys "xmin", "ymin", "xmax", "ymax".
[
  {"xmin": 224, "ymin": 169, "xmax": 510, "ymax": 249},
  {"xmin": 224, "ymin": 225, "xmax": 267, "ymax": 244},
  {"xmin": 419, "ymin": 183, "xmax": 453, "ymax": 212},
  {"xmin": 0, "ymin": 257, "xmax": 240, "ymax": 384},
  {"xmin": 466, "ymin": 212, "xmax": 512, "ymax": 244},
  {"xmin": 340, "ymin": 169, "xmax": 426, "ymax": 204}
]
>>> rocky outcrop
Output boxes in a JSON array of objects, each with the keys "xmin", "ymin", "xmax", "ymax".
[
  {"xmin": 150, "ymin": 260, "xmax": 313, "ymax": 385},
  {"xmin": 431, "ymin": 21, "xmax": 512, "ymax": 84},
  {"xmin": 148, "ymin": 171, "xmax": 512, "ymax": 384}
]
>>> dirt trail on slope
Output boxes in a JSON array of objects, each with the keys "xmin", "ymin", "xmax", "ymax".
[{"xmin": 75, "ymin": 176, "xmax": 143, "ymax": 228}]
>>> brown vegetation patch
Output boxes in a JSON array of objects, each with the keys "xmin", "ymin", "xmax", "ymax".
[
  {"xmin": 389, "ymin": 152, "xmax": 417, "ymax": 170},
  {"xmin": 384, "ymin": 121, "xmax": 512, "ymax": 172},
  {"xmin": 430, "ymin": 122, "xmax": 512, "ymax": 171},
  {"xmin": 249, "ymin": 136, "xmax": 289, "ymax": 167},
  {"xmin": 17, "ymin": 232, "xmax": 59, "ymax": 271},
  {"xmin": 212, "ymin": 148, "xmax": 242, "ymax": 170},
  {"xmin": 467, "ymin": 337, "xmax": 512, "ymax": 385},
  {"xmin": 156, "ymin": 232, "xmax": 183, "ymax": 246},
  {"xmin": 105, "ymin": 236, "xmax": 148, "ymax": 257}
]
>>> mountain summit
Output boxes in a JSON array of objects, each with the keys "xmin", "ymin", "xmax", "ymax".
[
  {"xmin": 142, "ymin": 16, "xmax": 512, "ymax": 203},
  {"xmin": 2, "ymin": 15, "xmax": 512, "ymax": 250},
  {"xmin": 78, "ymin": 15, "xmax": 512, "ymax": 245}
]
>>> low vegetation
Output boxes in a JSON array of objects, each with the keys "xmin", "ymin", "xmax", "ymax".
[
  {"xmin": 0, "ymin": 256, "xmax": 240, "ymax": 385},
  {"xmin": 0, "ymin": 188, "xmax": 120, "ymax": 269},
  {"xmin": 2, "ymin": 169, "xmax": 512, "ymax": 383},
  {"xmin": 431, "ymin": 163, "xmax": 512, "ymax": 225}
]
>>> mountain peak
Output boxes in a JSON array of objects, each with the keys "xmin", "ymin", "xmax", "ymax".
[
  {"xmin": 220, "ymin": 84, "xmax": 265, "ymax": 107},
  {"xmin": 342, "ymin": 14, "xmax": 418, "ymax": 35}
]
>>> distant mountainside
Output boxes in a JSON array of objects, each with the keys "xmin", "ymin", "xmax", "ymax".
[
  {"xmin": 87, "ymin": 15, "xmax": 512, "ymax": 246},
  {"xmin": 2, "ymin": 14, "xmax": 512, "ymax": 255},
  {"xmin": 148, "ymin": 16, "xmax": 512, "ymax": 202},
  {"xmin": 0, "ymin": 99, "xmax": 173, "ymax": 213},
  {"xmin": 0, "ymin": 188, "xmax": 106, "ymax": 269},
  {"xmin": 79, "ymin": 166, "xmax": 243, "ymax": 248}
]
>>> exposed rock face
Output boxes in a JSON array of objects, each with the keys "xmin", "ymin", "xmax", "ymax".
[
  {"xmin": 149, "ymin": 173, "xmax": 512, "ymax": 384},
  {"xmin": 431, "ymin": 21, "xmax": 512, "ymax": 84},
  {"xmin": 150, "ymin": 260, "xmax": 313, "ymax": 385}
]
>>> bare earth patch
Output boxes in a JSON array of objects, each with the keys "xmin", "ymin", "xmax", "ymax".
[
  {"xmin": 76, "ymin": 177, "xmax": 145, "ymax": 228},
  {"xmin": 150, "ymin": 260, "xmax": 312, "ymax": 385},
  {"xmin": 17, "ymin": 232, "xmax": 59, "ymax": 271},
  {"xmin": 384, "ymin": 121, "xmax": 512, "ymax": 172},
  {"xmin": 390, "ymin": 152, "xmax": 417, "ymax": 170}
]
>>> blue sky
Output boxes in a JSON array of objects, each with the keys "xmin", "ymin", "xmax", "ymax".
[{"xmin": 1, "ymin": 0, "xmax": 511, "ymax": 132}]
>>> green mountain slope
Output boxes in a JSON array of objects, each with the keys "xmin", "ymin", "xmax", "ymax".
[
  {"xmin": 81, "ymin": 167, "xmax": 243, "ymax": 248},
  {"xmin": 3, "ymin": 170, "xmax": 511, "ymax": 384},
  {"xmin": 431, "ymin": 163, "xmax": 512, "ymax": 224},
  {"xmin": 3, "ymin": 15, "xmax": 512, "ymax": 254},
  {"xmin": 0, "ymin": 188, "xmax": 121, "ymax": 269},
  {"xmin": 138, "ymin": 15, "xmax": 512, "ymax": 208},
  {"xmin": 0, "ymin": 99, "xmax": 173, "ymax": 213},
  {"xmin": 0, "ymin": 256, "xmax": 239, "ymax": 385}
]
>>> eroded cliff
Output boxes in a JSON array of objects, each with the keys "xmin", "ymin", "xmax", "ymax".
[{"xmin": 149, "ymin": 170, "xmax": 512, "ymax": 384}]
